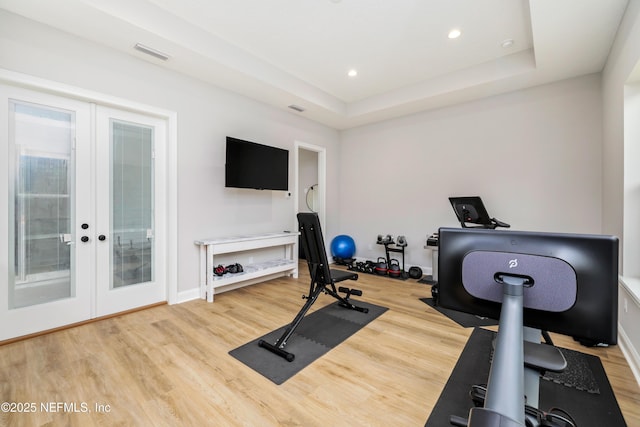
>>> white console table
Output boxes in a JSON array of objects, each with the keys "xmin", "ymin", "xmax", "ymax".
[{"xmin": 195, "ymin": 232, "xmax": 299, "ymax": 302}]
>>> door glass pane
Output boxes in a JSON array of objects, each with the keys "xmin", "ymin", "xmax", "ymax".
[
  {"xmin": 111, "ymin": 120, "xmax": 154, "ymax": 288},
  {"xmin": 10, "ymin": 102, "xmax": 75, "ymax": 308}
]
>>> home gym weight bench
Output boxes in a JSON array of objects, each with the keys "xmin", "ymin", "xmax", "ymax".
[{"xmin": 258, "ymin": 212, "xmax": 369, "ymax": 362}]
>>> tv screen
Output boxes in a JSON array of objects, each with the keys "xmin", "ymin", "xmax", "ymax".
[
  {"xmin": 225, "ymin": 137, "xmax": 289, "ymax": 191},
  {"xmin": 437, "ymin": 227, "xmax": 619, "ymax": 345}
]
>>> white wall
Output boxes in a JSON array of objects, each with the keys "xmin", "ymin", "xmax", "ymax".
[
  {"xmin": 339, "ymin": 75, "xmax": 603, "ymax": 271},
  {"xmin": 603, "ymin": 0, "xmax": 640, "ymax": 384},
  {"xmin": 0, "ymin": 10, "xmax": 341, "ymax": 297}
]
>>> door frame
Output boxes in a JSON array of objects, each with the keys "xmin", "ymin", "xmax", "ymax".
[
  {"xmin": 0, "ymin": 69, "xmax": 179, "ymax": 306},
  {"xmin": 294, "ymin": 141, "xmax": 327, "ymax": 232}
]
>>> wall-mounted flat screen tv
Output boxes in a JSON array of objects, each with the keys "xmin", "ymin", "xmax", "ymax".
[{"xmin": 225, "ymin": 136, "xmax": 289, "ymax": 191}]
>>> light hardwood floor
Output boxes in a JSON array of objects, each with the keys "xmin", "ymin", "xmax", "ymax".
[{"xmin": 1, "ymin": 265, "xmax": 639, "ymax": 426}]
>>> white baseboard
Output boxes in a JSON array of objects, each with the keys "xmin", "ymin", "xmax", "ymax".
[
  {"xmin": 173, "ymin": 288, "xmax": 201, "ymax": 304},
  {"xmin": 618, "ymin": 324, "xmax": 640, "ymax": 388}
]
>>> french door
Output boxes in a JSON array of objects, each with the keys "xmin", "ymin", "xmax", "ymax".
[
  {"xmin": 0, "ymin": 86, "xmax": 166, "ymax": 341},
  {"xmin": 95, "ymin": 106, "xmax": 166, "ymax": 316}
]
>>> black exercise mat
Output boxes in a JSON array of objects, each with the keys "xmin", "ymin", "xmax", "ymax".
[
  {"xmin": 542, "ymin": 347, "xmax": 600, "ymax": 394},
  {"xmin": 420, "ymin": 298, "xmax": 498, "ymax": 328},
  {"xmin": 425, "ymin": 328, "xmax": 626, "ymax": 427},
  {"xmin": 229, "ymin": 300, "xmax": 388, "ymax": 385},
  {"xmin": 418, "ymin": 275, "xmax": 437, "ymax": 285}
]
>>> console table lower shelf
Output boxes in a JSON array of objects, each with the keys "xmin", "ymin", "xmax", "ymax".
[{"xmin": 195, "ymin": 232, "xmax": 299, "ymax": 302}]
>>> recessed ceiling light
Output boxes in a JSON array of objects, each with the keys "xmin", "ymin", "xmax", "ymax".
[
  {"xmin": 348, "ymin": 69, "xmax": 358, "ymax": 77},
  {"xmin": 448, "ymin": 29, "xmax": 462, "ymax": 39},
  {"xmin": 501, "ymin": 39, "xmax": 515, "ymax": 48}
]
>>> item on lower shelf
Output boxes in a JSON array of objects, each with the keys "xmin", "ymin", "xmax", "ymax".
[
  {"xmin": 214, "ymin": 264, "xmax": 226, "ymax": 276},
  {"xmin": 226, "ymin": 263, "xmax": 243, "ymax": 274},
  {"xmin": 214, "ymin": 263, "xmax": 244, "ymax": 276}
]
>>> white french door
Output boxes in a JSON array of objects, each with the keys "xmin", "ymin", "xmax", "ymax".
[
  {"xmin": 0, "ymin": 87, "xmax": 92, "ymax": 340},
  {"xmin": 0, "ymin": 86, "xmax": 167, "ymax": 341},
  {"xmin": 95, "ymin": 106, "xmax": 166, "ymax": 316}
]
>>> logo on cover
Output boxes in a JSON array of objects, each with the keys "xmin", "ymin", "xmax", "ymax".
[{"xmin": 508, "ymin": 259, "xmax": 518, "ymax": 268}]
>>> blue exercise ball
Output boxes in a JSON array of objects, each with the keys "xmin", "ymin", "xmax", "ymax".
[{"xmin": 331, "ymin": 235, "xmax": 356, "ymax": 259}]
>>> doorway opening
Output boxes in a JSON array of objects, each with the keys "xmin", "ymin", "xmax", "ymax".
[{"xmin": 294, "ymin": 142, "xmax": 326, "ymax": 259}]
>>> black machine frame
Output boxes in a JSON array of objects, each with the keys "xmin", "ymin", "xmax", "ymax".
[
  {"xmin": 438, "ymin": 227, "xmax": 619, "ymax": 427},
  {"xmin": 449, "ymin": 196, "xmax": 510, "ymax": 229},
  {"xmin": 258, "ymin": 212, "xmax": 369, "ymax": 362}
]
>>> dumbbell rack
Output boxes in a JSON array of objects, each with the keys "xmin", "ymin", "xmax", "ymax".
[
  {"xmin": 377, "ymin": 237, "xmax": 406, "ymax": 277},
  {"xmin": 348, "ymin": 236, "xmax": 408, "ymax": 279}
]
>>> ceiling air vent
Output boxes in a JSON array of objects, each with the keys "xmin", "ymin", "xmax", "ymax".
[{"xmin": 134, "ymin": 43, "xmax": 170, "ymax": 61}]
